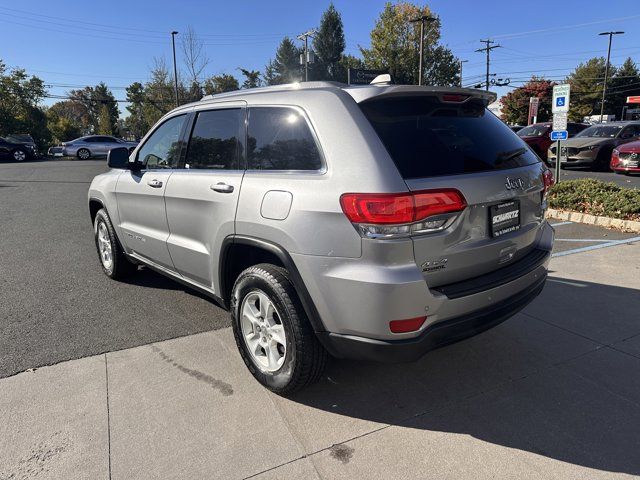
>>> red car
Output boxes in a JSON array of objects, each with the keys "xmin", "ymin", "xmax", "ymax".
[
  {"xmin": 611, "ymin": 140, "xmax": 640, "ymax": 174},
  {"xmin": 517, "ymin": 122, "xmax": 588, "ymax": 162}
]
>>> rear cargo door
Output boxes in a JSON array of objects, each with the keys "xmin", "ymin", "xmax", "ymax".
[{"xmin": 359, "ymin": 95, "xmax": 547, "ymax": 288}]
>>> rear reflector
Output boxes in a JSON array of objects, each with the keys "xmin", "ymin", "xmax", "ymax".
[
  {"xmin": 389, "ymin": 316, "xmax": 427, "ymax": 333},
  {"xmin": 340, "ymin": 189, "xmax": 466, "ymax": 225}
]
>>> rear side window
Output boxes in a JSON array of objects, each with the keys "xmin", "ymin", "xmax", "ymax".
[
  {"xmin": 360, "ymin": 96, "xmax": 539, "ymax": 178},
  {"xmin": 185, "ymin": 109, "xmax": 242, "ymax": 169},
  {"xmin": 247, "ymin": 107, "xmax": 322, "ymax": 171}
]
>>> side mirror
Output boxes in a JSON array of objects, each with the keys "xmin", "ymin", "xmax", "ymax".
[{"xmin": 107, "ymin": 147, "xmax": 131, "ymax": 169}]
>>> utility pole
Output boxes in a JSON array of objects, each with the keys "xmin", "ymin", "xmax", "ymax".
[
  {"xmin": 458, "ymin": 59, "xmax": 468, "ymax": 88},
  {"xmin": 410, "ymin": 15, "xmax": 436, "ymax": 86},
  {"xmin": 599, "ymin": 31, "xmax": 624, "ymax": 122},
  {"xmin": 171, "ymin": 31, "xmax": 179, "ymax": 107},
  {"xmin": 475, "ymin": 39, "xmax": 501, "ymax": 91},
  {"xmin": 297, "ymin": 30, "xmax": 316, "ymax": 82}
]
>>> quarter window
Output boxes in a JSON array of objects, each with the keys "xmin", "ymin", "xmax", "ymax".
[
  {"xmin": 137, "ymin": 114, "xmax": 187, "ymax": 169},
  {"xmin": 185, "ymin": 109, "xmax": 242, "ymax": 170},
  {"xmin": 247, "ymin": 107, "xmax": 322, "ymax": 171}
]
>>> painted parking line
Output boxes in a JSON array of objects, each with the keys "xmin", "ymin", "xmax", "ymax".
[
  {"xmin": 552, "ymin": 236, "xmax": 640, "ymax": 257},
  {"xmin": 550, "ymin": 221, "xmax": 573, "ymax": 227},
  {"xmin": 554, "ymin": 238, "xmax": 611, "ymax": 243}
]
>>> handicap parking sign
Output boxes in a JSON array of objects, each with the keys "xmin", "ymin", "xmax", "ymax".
[{"xmin": 556, "ymin": 97, "xmax": 565, "ymax": 107}]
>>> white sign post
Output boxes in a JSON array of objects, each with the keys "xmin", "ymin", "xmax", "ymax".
[{"xmin": 552, "ymin": 84, "xmax": 571, "ymax": 182}]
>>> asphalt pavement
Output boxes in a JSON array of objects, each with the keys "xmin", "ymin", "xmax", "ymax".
[{"xmin": 0, "ymin": 159, "xmax": 229, "ymax": 379}]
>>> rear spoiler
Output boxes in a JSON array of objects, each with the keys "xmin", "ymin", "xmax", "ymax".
[{"xmin": 344, "ymin": 85, "xmax": 497, "ymax": 107}]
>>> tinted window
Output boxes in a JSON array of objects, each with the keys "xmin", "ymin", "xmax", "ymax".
[
  {"xmin": 360, "ymin": 96, "xmax": 539, "ymax": 178},
  {"xmin": 185, "ymin": 109, "xmax": 242, "ymax": 169},
  {"xmin": 517, "ymin": 124, "xmax": 550, "ymax": 137},
  {"xmin": 137, "ymin": 114, "xmax": 187, "ymax": 169},
  {"xmin": 248, "ymin": 107, "xmax": 322, "ymax": 170}
]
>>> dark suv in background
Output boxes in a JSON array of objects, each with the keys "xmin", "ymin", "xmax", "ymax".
[{"xmin": 0, "ymin": 135, "xmax": 37, "ymax": 162}]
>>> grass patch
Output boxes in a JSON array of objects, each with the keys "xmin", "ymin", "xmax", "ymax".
[{"xmin": 548, "ymin": 178, "xmax": 640, "ymax": 221}]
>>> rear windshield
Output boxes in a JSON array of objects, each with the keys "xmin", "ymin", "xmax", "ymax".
[{"xmin": 360, "ymin": 96, "xmax": 539, "ymax": 178}]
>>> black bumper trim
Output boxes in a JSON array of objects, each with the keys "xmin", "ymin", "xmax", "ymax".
[
  {"xmin": 432, "ymin": 248, "xmax": 550, "ymax": 300},
  {"xmin": 317, "ymin": 273, "xmax": 546, "ymax": 363}
]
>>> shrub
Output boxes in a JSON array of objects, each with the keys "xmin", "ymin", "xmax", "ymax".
[{"xmin": 548, "ymin": 178, "xmax": 640, "ymax": 221}]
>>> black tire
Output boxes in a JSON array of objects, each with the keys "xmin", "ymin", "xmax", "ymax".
[
  {"xmin": 77, "ymin": 148, "xmax": 91, "ymax": 160},
  {"xmin": 231, "ymin": 263, "xmax": 328, "ymax": 395},
  {"xmin": 12, "ymin": 149, "xmax": 27, "ymax": 162},
  {"xmin": 93, "ymin": 208, "xmax": 137, "ymax": 279}
]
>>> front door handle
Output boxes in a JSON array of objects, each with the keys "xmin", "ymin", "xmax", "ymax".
[
  {"xmin": 210, "ymin": 182, "xmax": 234, "ymax": 193},
  {"xmin": 147, "ymin": 179, "xmax": 163, "ymax": 188}
]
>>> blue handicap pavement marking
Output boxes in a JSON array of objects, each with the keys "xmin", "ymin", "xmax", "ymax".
[
  {"xmin": 550, "ymin": 130, "xmax": 568, "ymax": 140},
  {"xmin": 556, "ymin": 97, "xmax": 565, "ymax": 107}
]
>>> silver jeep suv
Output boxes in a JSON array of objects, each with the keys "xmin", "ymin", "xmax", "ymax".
[{"xmin": 88, "ymin": 82, "xmax": 554, "ymax": 394}]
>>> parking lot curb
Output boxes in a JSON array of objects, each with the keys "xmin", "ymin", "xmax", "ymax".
[{"xmin": 546, "ymin": 208, "xmax": 640, "ymax": 233}]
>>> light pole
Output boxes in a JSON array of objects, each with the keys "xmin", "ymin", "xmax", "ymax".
[
  {"xmin": 171, "ymin": 31, "xmax": 179, "ymax": 107},
  {"xmin": 410, "ymin": 15, "xmax": 436, "ymax": 86},
  {"xmin": 599, "ymin": 31, "xmax": 624, "ymax": 122},
  {"xmin": 475, "ymin": 39, "xmax": 501, "ymax": 91},
  {"xmin": 458, "ymin": 59, "xmax": 468, "ymax": 87}
]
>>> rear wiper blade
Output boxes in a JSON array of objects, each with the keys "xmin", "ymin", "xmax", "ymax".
[{"xmin": 496, "ymin": 147, "xmax": 526, "ymax": 165}]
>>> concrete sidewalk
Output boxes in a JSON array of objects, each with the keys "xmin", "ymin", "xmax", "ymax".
[{"xmin": 1, "ymin": 242, "xmax": 639, "ymax": 479}]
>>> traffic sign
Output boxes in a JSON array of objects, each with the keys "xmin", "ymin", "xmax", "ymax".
[
  {"xmin": 627, "ymin": 96, "xmax": 640, "ymax": 104},
  {"xmin": 550, "ymin": 130, "xmax": 568, "ymax": 141},
  {"xmin": 552, "ymin": 84, "xmax": 570, "ymax": 114},
  {"xmin": 347, "ymin": 68, "xmax": 389, "ymax": 85},
  {"xmin": 553, "ymin": 112, "xmax": 568, "ymax": 131}
]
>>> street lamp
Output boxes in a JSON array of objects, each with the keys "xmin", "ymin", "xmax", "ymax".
[
  {"xmin": 410, "ymin": 15, "xmax": 436, "ymax": 86},
  {"xmin": 171, "ymin": 31, "xmax": 179, "ymax": 107},
  {"xmin": 598, "ymin": 31, "xmax": 624, "ymax": 122}
]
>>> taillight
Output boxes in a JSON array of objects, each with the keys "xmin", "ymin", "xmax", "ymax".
[{"xmin": 340, "ymin": 189, "xmax": 467, "ymax": 238}]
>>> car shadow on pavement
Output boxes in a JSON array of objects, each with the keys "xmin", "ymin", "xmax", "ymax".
[
  {"xmin": 120, "ymin": 266, "xmax": 213, "ymax": 302},
  {"xmin": 287, "ymin": 277, "xmax": 640, "ymax": 476}
]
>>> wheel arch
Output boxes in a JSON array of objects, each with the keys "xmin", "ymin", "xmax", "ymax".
[
  {"xmin": 220, "ymin": 235, "xmax": 327, "ymax": 334},
  {"xmin": 88, "ymin": 197, "xmax": 105, "ymax": 223}
]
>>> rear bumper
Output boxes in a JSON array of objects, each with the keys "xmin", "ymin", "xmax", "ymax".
[{"xmin": 318, "ymin": 273, "xmax": 547, "ymax": 362}]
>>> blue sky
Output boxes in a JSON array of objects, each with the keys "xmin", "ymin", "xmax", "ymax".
[{"xmin": 1, "ymin": 0, "xmax": 639, "ymax": 112}]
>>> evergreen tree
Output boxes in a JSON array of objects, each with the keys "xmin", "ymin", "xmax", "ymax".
[
  {"xmin": 566, "ymin": 57, "xmax": 608, "ymax": 122},
  {"xmin": 264, "ymin": 37, "xmax": 301, "ymax": 85},
  {"xmin": 203, "ymin": 74, "xmax": 240, "ymax": 95},
  {"xmin": 609, "ymin": 57, "xmax": 640, "ymax": 120},
  {"xmin": 238, "ymin": 68, "xmax": 262, "ymax": 88},
  {"xmin": 313, "ymin": 3, "xmax": 346, "ymax": 81}
]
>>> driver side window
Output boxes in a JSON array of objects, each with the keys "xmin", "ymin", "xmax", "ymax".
[{"xmin": 137, "ymin": 114, "xmax": 187, "ymax": 169}]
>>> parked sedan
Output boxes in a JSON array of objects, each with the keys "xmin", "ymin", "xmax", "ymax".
[
  {"xmin": 0, "ymin": 136, "xmax": 37, "ymax": 162},
  {"xmin": 547, "ymin": 122, "xmax": 640, "ymax": 170},
  {"xmin": 62, "ymin": 135, "xmax": 138, "ymax": 159},
  {"xmin": 517, "ymin": 122, "xmax": 587, "ymax": 161},
  {"xmin": 611, "ymin": 140, "xmax": 640, "ymax": 174}
]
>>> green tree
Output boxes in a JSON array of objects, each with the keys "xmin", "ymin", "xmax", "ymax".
[
  {"xmin": 48, "ymin": 114, "xmax": 81, "ymax": 143},
  {"xmin": 265, "ymin": 37, "xmax": 301, "ymax": 85},
  {"xmin": 203, "ymin": 74, "xmax": 240, "ymax": 95},
  {"xmin": 0, "ymin": 60, "xmax": 49, "ymax": 148},
  {"xmin": 67, "ymin": 82, "xmax": 118, "ymax": 134},
  {"xmin": 313, "ymin": 3, "xmax": 346, "ymax": 81},
  {"xmin": 566, "ymin": 57, "xmax": 608, "ymax": 122},
  {"xmin": 97, "ymin": 104, "xmax": 113, "ymax": 135},
  {"xmin": 500, "ymin": 77, "xmax": 555, "ymax": 125},
  {"xmin": 609, "ymin": 57, "xmax": 640, "ymax": 120},
  {"xmin": 360, "ymin": 2, "xmax": 459, "ymax": 86},
  {"xmin": 238, "ymin": 68, "xmax": 262, "ymax": 89}
]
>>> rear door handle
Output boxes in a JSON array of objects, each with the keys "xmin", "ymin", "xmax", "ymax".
[
  {"xmin": 210, "ymin": 183, "xmax": 234, "ymax": 193},
  {"xmin": 147, "ymin": 179, "xmax": 163, "ymax": 188}
]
